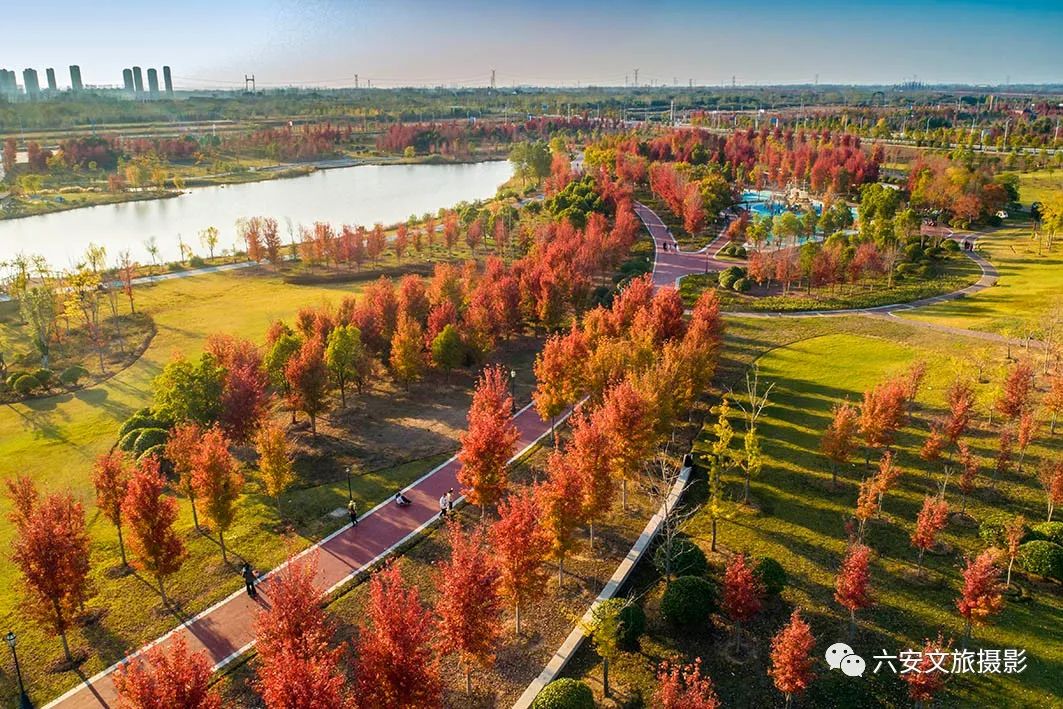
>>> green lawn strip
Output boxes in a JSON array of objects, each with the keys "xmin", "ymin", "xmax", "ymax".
[
  {"xmin": 899, "ymin": 220, "xmax": 1063, "ymax": 336},
  {"xmin": 561, "ymin": 319, "xmax": 1062, "ymax": 707},
  {"xmin": 679, "ymin": 253, "xmax": 982, "ymax": 311},
  {"xmin": 1017, "ymin": 169, "xmax": 1063, "ymax": 207}
]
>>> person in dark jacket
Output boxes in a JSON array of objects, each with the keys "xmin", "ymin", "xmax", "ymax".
[{"xmin": 242, "ymin": 562, "xmax": 258, "ymax": 599}]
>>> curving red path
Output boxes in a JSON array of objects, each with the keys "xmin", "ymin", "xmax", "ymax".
[
  {"xmin": 634, "ymin": 202, "xmax": 730, "ymax": 290},
  {"xmin": 45, "ymin": 402, "xmax": 560, "ymax": 709}
]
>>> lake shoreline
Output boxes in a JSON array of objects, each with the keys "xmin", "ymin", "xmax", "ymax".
[{"xmin": 0, "ymin": 152, "xmax": 510, "ymax": 222}]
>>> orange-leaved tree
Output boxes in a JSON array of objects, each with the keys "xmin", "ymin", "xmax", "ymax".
[{"xmin": 458, "ymin": 365, "xmax": 520, "ymax": 516}]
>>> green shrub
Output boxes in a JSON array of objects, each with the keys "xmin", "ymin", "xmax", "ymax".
[
  {"xmin": 188, "ymin": 255, "xmax": 206, "ymax": 268},
  {"xmin": 732, "ymin": 277, "xmax": 751, "ymax": 292},
  {"xmin": 1028, "ymin": 522, "xmax": 1063, "ymax": 547},
  {"xmin": 138, "ymin": 443, "xmax": 168, "ymax": 463},
  {"xmin": 119, "ymin": 413, "xmax": 164, "ymax": 438},
  {"xmin": 660, "ymin": 575, "xmax": 718, "ymax": 627},
  {"xmin": 754, "ymin": 556, "xmax": 787, "ymax": 596},
  {"xmin": 59, "ymin": 365, "xmax": 90, "ymax": 386},
  {"xmin": 119, "ymin": 428, "xmax": 143, "ymax": 452},
  {"xmin": 6, "ymin": 372, "xmax": 26, "ymax": 389},
  {"xmin": 1017, "ymin": 541, "xmax": 1063, "ymax": 581},
  {"xmin": 531, "ymin": 679, "xmax": 595, "ymax": 709},
  {"xmin": 32, "ymin": 368, "xmax": 54, "ymax": 388},
  {"xmin": 943, "ymin": 239, "xmax": 961, "ymax": 253},
  {"xmin": 654, "ymin": 537, "xmax": 708, "ymax": 578},
  {"xmin": 12, "ymin": 374, "xmax": 38, "ymax": 396},
  {"xmin": 733, "ymin": 245, "xmax": 747, "ymax": 258},
  {"xmin": 980, "ymin": 513, "xmax": 1026, "ymax": 547},
  {"xmin": 132, "ymin": 428, "xmax": 169, "ymax": 457}
]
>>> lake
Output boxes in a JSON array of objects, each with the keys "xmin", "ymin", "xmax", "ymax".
[{"xmin": 0, "ymin": 160, "xmax": 513, "ymax": 268}]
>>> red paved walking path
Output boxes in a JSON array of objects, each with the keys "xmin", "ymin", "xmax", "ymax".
[{"xmin": 45, "ymin": 402, "xmax": 559, "ymax": 709}]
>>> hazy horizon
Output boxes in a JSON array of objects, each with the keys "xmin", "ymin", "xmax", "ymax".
[{"xmin": 4, "ymin": 0, "xmax": 1061, "ymax": 90}]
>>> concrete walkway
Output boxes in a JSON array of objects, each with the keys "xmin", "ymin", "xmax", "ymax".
[{"xmin": 45, "ymin": 402, "xmax": 561, "ymax": 709}]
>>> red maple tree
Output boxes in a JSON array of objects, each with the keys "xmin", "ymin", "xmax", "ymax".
[
  {"xmin": 595, "ymin": 378, "xmax": 656, "ymax": 510},
  {"xmin": 654, "ymin": 657, "xmax": 720, "ymax": 709},
  {"xmin": 93, "ymin": 449, "xmax": 131, "ymax": 566},
  {"xmin": 457, "ymin": 365, "xmax": 520, "ymax": 514},
  {"xmin": 6, "ymin": 478, "xmax": 93, "ymax": 662},
  {"xmin": 113, "ymin": 635, "xmax": 221, "ymax": 709},
  {"xmin": 123, "ymin": 456, "xmax": 186, "ymax": 605},
  {"xmin": 541, "ymin": 450, "xmax": 588, "ymax": 587},
  {"xmin": 254, "ymin": 555, "xmax": 348, "ymax": 709},
  {"xmin": 285, "ymin": 338, "xmax": 330, "ymax": 434},
  {"xmin": 821, "ymin": 401, "xmax": 858, "ymax": 486},
  {"xmin": 356, "ymin": 564, "xmax": 441, "ymax": 708},
  {"xmin": 435, "ymin": 521, "xmax": 503, "ymax": 693},
  {"xmin": 768, "ymin": 609, "xmax": 816, "ymax": 709},
  {"xmin": 834, "ymin": 543, "xmax": 873, "ymax": 640},
  {"xmin": 206, "ymin": 333, "xmax": 270, "ymax": 443},
  {"xmin": 903, "ymin": 635, "xmax": 949, "ymax": 705},
  {"xmin": 165, "ymin": 421, "xmax": 205, "ymax": 530},
  {"xmin": 490, "ymin": 487, "xmax": 549, "ymax": 633},
  {"xmin": 191, "ymin": 425, "xmax": 244, "ymax": 562},
  {"xmin": 722, "ymin": 553, "xmax": 764, "ymax": 651},
  {"xmin": 911, "ymin": 495, "xmax": 949, "ymax": 572},
  {"xmin": 956, "ymin": 549, "xmax": 1004, "ymax": 642},
  {"xmin": 944, "ymin": 378, "xmax": 976, "ymax": 446},
  {"xmin": 1038, "ymin": 460, "xmax": 1063, "ymax": 522},
  {"xmin": 566, "ymin": 410, "xmax": 614, "ymax": 552},
  {"xmin": 956, "ymin": 440, "xmax": 979, "ymax": 515},
  {"xmin": 995, "ymin": 360, "xmax": 1035, "ymax": 421}
]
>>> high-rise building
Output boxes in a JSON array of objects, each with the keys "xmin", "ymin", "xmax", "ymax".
[
  {"xmin": 132, "ymin": 66, "xmax": 144, "ymax": 94},
  {"xmin": 0, "ymin": 69, "xmax": 18, "ymax": 96},
  {"xmin": 147, "ymin": 68, "xmax": 159, "ymax": 97},
  {"xmin": 69, "ymin": 65, "xmax": 83, "ymax": 91},
  {"xmin": 163, "ymin": 66, "xmax": 173, "ymax": 96},
  {"xmin": 22, "ymin": 68, "xmax": 40, "ymax": 96},
  {"xmin": 46, "ymin": 68, "xmax": 57, "ymax": 91},
  {"xmin": 123, "ymin": 68, "xmax": 134, "ymax": 92}
]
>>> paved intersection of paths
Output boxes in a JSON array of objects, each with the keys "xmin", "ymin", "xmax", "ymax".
[
  {"xmin": 46, "ymin": 403, "xmax": 559, "ymax": 709},
  {"xmin": 632, "ymin": 202, "xmax": 1028, "ymax": 347}
]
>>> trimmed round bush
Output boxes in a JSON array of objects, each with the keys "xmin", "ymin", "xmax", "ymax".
[
  {"xmin": 1017, "ymin": 541, "xmax": 1063, "ymax": 582},
  {"xmin": 943, "ymin": 239, "xmax": 961, "ymax": 253},
  {"xmin": 732, "ymin": 277, "xmax": 751, "ymax": 292},
  {"xmin": 59, "ymin": 365, "xmax": 90, "ymax": 387},
  {"xmin": 733, "ymin": 245, "xmax": 747, "ymax": 258},
  {"xmin": 119, "ymin": 413, "xmax": 164, "ymax": 438},
  {"xmin": 654, "ymin": 537, "xmax": 709, "ymax": 578},
  {"xmin": 12, "ymin": 374, "xmax": 38, "ymax": 396},
  {"xmin": 119, "ymin": 428, "xmax": 143, "ymax": 452},
  {"xmin": 754, "ymin": 556, "xmax": 787, "ymax": 596},
  {"xmin": 718, "ymin": 271, "xmax": 738, "ymax": 289},
  {"xmin": 1029, "ymin": 522, "xmax": 1063, "ymax": 546},
  {"xmin": 979, "ymin": 512, "xmax": 1026, "ymax": 547},
  {"xmin": 530, "ymin": 679, "xmax": 595, "ymax": 709},
  {"xmin": 660, "ymin": 575, "xmax": 718, "ymax": 627},
  {"xmin": 32, "ymin": 368, "xmax": 54, "ymax": 388},
  {"xmin": 138, "ymin": 443, "xmax": 168, "ymax": 463},
  {"xmin": 132, "ymin": 428, "xmax": 169, "ymax": 457},
  {"xmin": 6, "ymin": 372, "xmax": 26, "ymax": 389}
]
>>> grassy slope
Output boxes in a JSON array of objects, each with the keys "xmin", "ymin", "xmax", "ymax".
[
  {"xmin": 567, "ymin": 316, "xmax": 1062, "ymax": 707},
  {"xmin": 1018, "ymin": 169, "xmax": 1063, "ymax": 207},
  {"xmin": 899, "ymin": 221, "xmax": 1062, "ymax": 336},
  {"xmin": 0, "ymin": 269, "xmax": 385, "ymax": 703}
]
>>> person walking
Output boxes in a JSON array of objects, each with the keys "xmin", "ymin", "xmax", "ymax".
[
  {"xmin": 242, "ymin": 562, "xmax": 258, "ymax": 599},
  {"xmin": 446, "ymin": 488, "xmax": 455, "ymax": 513},
  {"xmin": 347, "ymin": 498, "xmax": 358, "ymax": 527},
  {"xmin": 439, "ymin": 492, "xmax": 448, "ymax": 518}
]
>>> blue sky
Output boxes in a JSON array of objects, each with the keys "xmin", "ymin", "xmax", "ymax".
[{"xmin": 5, "ymin": 0, "xmax": 1061, "ymax": 89}]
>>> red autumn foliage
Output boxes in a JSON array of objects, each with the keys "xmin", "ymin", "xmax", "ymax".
[
  {"xmin": 435, "ymin": 521, "xmax": 504, "ymax": 692},
  {"xmin": 944, "ymin": 378, "xmax": 976, "ymax": 445},
  {"xmin": 190, "ymin": 426, "xmax": 244, "ymax": 561},
  {"xmin": 490, "ymin": 487, "xmax": 550, "ymax": 633},
  {"xmin": 285, "ymin": 338, "xmax": 329, "ymax": 434},
  {"xmin": 254, "ymin": 555, "xmax": 348, "ymax": 709},
  {"xmin": 93, "ymin": 450, "xmax": 131, "ymax": 565},
  {"xmin": 458, "ymin": 365, "xmax": 520, "ymax": 512},
  {"xmin": 834, "ymin": 543, "xmax": 873, "ymax": 637},
  {"xmin": 206, "ymin": 334, "xmax": 270, "ymax": 443},
  {"xmin": 821, "ymin": 401, "xmax": 858, "ymax": 483},
  {"xmin": 911, "ymin": 495, "xmax": 949, "ymax": 569},
  {"xmin": 6, "ymin": 477, "xmax": 93, "ymax": 660},
  {"xmin": 356, "ymin": 564, "xmax": 442, "ymax": 708},
  {"xmin": 956, "ymin": 549, "xmax": 1004, "ymax": 638},
  {"xmin": 902, "ymin": 635, "xmax": 949, "ymax": 703},
  {"xmin": 768, "ymin": 609, "xmax": 817, "ymax": 704},
  {"xmin": 122, "ymin": 456, "xmax": 186, "ymax": 603},
  {"xmin": 722, "ymin": 553, "xmax": 764, "ymax": 625},
  {"xmin": 654, "ymin": 658, "xmax": 721, "ymax": 709},
  {"xmin": 113, "ymin": 635, "xmax": 222, "ymax": 709},
  {"xmin": 995, "ymin": 360, "xmax": 1035, "ymax": 420}
]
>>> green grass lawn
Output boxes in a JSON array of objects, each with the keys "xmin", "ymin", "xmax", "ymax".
[
  {"xmin": 899, "ymin": 221, "xmax": 1063, "ymax": 337},
  {"xmin": 564, "ymin": 316, "xmax": 1063, "ymax": 707},
  {"xmin": 1018, "ymin": 169, "xmax": 1063, "ymax": 207}
]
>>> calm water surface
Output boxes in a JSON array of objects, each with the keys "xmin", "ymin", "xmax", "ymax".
[{"xmin": 0, "ymin": 160, "xmax": 513, "ymax": 267}]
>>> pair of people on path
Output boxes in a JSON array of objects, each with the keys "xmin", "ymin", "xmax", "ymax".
[{"xmin": 439, "ymin": 488, "xmax": 455, "ymax": 517}]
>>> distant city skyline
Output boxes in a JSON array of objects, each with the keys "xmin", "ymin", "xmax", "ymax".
[{"xmin": 4, "ymin": 0, "xmax": 1061, "ymax": 90}]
